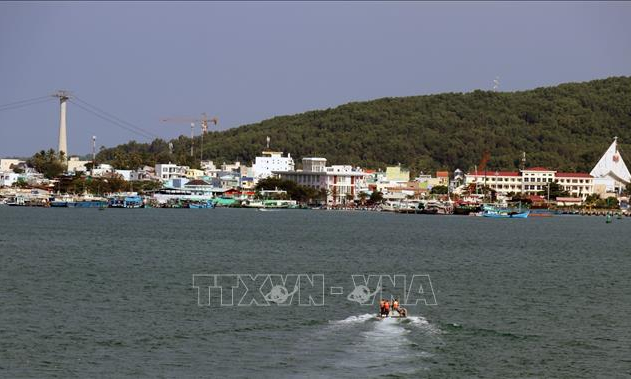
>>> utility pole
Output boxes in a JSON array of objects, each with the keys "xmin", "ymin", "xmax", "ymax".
[
  {"xmin": 190, "ymin": 122, "xmax": 195, "ymax": 158},
  {"xmin": 474, "ymin": 164, "xmax": 478, "ymax": 195},
  {"xmin": 521, "ymin": 152, "xmax": 526, "ymax": 196},
  {"xmin": 547, "ymin": 182, "xmax": 550, "ymax": 204}
]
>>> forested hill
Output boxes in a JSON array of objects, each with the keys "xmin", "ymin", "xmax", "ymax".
[{"xmin": 97, "ymin": 76, "xmax": 631, "ymax": 174}]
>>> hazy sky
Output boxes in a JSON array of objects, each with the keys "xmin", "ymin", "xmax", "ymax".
[{"xmin": 1, "ymin": 1, "xmax": 630, "ymax": 157}]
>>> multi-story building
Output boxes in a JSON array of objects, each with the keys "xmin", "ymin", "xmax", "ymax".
[
  {"xmin": 252, "ymin": 151, "xmax": 294, "ymax": 179},
  {"xmin": 465, "ymin": 167, "xmax": 594, "ymax": 199},
  {"xmin": 555, "ymin": 173, "xmax": 594, "ymax": 198},
  {"xmin": 129, "ymin": 166, "xmax": 155, "ymax": 181},
  {"xmin": 466, "ymin": 170, "xmax": 523, "ymax": 194},
  {"xmin": 155, "ymin": 163, "xmax": 188, "ymax": 181},
  {"xmin": 274, "ymin": 157, "xmax": 366, "ymax": 204}
]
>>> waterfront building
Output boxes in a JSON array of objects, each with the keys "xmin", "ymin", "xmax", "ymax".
[
  {"xmin": 155, "ymin": 163, "xmax": 188, "ymax": 181},
  {"xmin": 274, "ymin": 157, "xmax": 366, "ymax": 204},
  {"xmin": 521, "ymin": 167, "xmax": 556, "ymax": 194},
  {"xmin": 252, "ymin": 151, "xmax": 294, "ymax": 179},
  {"xmin": 465, "ymin": 168, "xmax": 594, "ymax": 199},
  {"xmin": 590, "ymin": 137, "xmax": 631, "ymax": 195},
  {"xmin": 0, "ymin": 172, "xmax": 20, "ymax": 187},
  {"xmin": 555, "ymin": 173, "xmax": 594, "ymax": 198}
]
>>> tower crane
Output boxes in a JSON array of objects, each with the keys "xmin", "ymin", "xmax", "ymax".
[{"xmin": 161, "ymin": 113, "xmax": 218, "ymax": 161}]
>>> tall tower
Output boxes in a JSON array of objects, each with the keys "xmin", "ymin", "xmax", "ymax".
[
  {"xmin": 54, "ymin": 90, "xmax": 70, "ymax": 161},
  {"xmin": 92, "ymin": 135, "xmax": 97, "ymax": 170}
]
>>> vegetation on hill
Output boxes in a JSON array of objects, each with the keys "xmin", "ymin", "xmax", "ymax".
[{"xmin": 95, "ymin": 76, "xmax": 631, "ymax": 175}]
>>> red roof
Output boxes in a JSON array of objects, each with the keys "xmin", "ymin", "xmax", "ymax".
[
  {"xmin": 468, "ymin": 171, "xmax": 520, "ymax": 177},
  {"xmin": 555, "ymin": 172, "xmax": 592, "ymax": 178},
  {"xmin": 523, "ymin": 167, "xmax": 553, "ymax": 172},
  {"xmin": 436, "ymin": 171, "xmax": 449, "ymax": 177}
]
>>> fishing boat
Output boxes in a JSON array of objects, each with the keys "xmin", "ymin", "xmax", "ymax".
[
  {"xmin": 453, "ymin": 202, "xmax": 482, "ymax": 215},
  {"xmin": 186, "ymin": 200, "xmax": 214, "ymax": 209},
  {"xmin": 483, "ymin": 209, "xmax": 530, "ymax": 218},
  {"xmin": 108, "ymin": 194, "xmax": 143, "ymax": 208}
]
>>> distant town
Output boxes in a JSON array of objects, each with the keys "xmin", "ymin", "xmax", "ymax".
[{"xmin": 1, "ymin": 136, "xmax": 629, "ymax": 215}]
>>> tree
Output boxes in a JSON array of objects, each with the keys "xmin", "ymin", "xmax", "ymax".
[
  {"xmin": 584, "ymin": 194, "xmax": 600, "ymax": 206},
  {"xmin": 87, "ymin": 76, "xmax": 631, "ymax": 177},
  {"xmin": 358, "ymin": 191, "xmax": 368, "ymax": 205},
  {"xmin": 430, "ymin": 185, "xmax": 448, "ymax": 195},
  {"xmin": 369, "ymin": 191, "xmax": 383, "ymax": 204},
  {"xmin": 27, "ymin": 149, "xmax": 66, "ymax": 179},
  {"xmin": 12, "ymin": 177, "xmax": 28, "ymax": 188},
  {"xmin": 547, "ymin": 182, "xmax": 570, "ymax": 199}
]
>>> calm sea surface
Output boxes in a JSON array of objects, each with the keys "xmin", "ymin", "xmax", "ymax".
[{"xmin": 1, "ymin": 207, "xmax": 630, "ymax": 378}]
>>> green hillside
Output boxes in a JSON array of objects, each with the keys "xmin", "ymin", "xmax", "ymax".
[{"xmin": 97, "ymin": 76, "xmax": 631, "ymax": 174}]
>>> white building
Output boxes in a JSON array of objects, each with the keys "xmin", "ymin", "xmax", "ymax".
[
  {"xmin": 590, "ymin": 137, "xmax": 631, "ymax": 195},
  {"xmin": 91, "ymin": 163, "xmax": 114, "ymax": 177},
  {"xmin": 115, "ymin": 170, "xmax": 132, "ymax": 181},
  {"xmin": 0, "ymin": 159, "xmax": 25, "ymax": 172},
  {"xmin": 252, "ymin": 151, "xmax": 294, "ymax": 179},
  {"xmin": 155, "ymin": 163, "xmax": 189, "ymax": 181},
  {"xmin": 275, "ymin": 157, "xmax": 366, "ymax": 204},
  {"xmin": 67, "ymin": 156, "xmax": 90, "ymax": 173},
  {"xmin": 555, "ymin": 173, "xmax": 594, "ymax": 198},
  {"xmin": 130, "ymin": 166, "xmax": 155, "ymax": 181},
  {"xmin": 0, "ymin": 172, "xmax": 20, "ymax": 187},
  {"xmin": 466, "ymin": 167, "xmax": 594, "ymax": 199}
]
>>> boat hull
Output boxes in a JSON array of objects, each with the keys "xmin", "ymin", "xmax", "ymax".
[{"xmin": 483, "ymin": 211, "xmax": 530, "ymax": 218}]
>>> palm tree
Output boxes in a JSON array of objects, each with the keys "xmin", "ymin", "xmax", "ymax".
[{"xmin": 358, "ymin": 191, "xmax": 368, "ymax": 205}]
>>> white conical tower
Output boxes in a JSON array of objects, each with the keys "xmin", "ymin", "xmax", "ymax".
[
  {"xmin": 54, "ymin": 90, "xmax": 70, "ymax": 162},
  {"xmin": 590, "ymin": 137, "xmax": 631, "ymax": 184}
]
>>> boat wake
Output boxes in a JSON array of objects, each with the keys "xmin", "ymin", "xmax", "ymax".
[
  {"xmin": 330, "ymin": 313, "xmax": 439, "ymax": 333},
  {"xmin": 330, "ymin": 313, "xmax": 375, "ymax": 325},
  {"xmin": 286, "ymin": 313, "xmax": 440, "ymax": 377}
]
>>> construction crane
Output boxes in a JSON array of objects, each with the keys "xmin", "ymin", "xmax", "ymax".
[{"xmin": 161, "ymin": 113, "xmax": 218, "ymax": 161}]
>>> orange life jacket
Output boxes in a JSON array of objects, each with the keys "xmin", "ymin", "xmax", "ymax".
[
  {"xmin": 393, "ymin": 301, "xmax": 399, "ymax": 309},
  {"xmin": 384, "ymin": 302, "xmax": 390, "ymax": 310}
]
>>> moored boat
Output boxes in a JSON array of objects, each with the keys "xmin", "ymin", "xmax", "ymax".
[{"xmin": 482, "ymin": 208, "xmax": 530, "ymax": 218}]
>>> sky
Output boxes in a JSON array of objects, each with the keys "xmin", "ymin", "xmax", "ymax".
[{"xmin": 0, "ymin": 1, "xmax": 630, "ymax": 157}]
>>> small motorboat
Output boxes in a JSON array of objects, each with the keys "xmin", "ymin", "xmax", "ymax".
[{"xmin": 376, "ymin": 308, "xmax": 408, "ymax": 320}]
